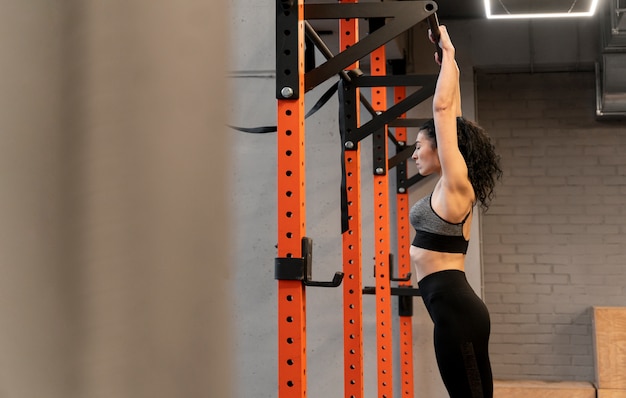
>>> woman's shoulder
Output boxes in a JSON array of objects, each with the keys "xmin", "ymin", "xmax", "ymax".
[{"xmin": 432, "ymin": 181, "xmax": 474, "ymax": 222}]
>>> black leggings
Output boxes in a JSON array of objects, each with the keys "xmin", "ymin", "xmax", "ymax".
[{"xmin": 418, "ymin": 270, "xmax": 493, "ymax": 398}]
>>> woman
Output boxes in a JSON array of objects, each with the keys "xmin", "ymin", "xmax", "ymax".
[{"xmin": 410, "ymin": 26, "xmax": 502, "ymax": 398}]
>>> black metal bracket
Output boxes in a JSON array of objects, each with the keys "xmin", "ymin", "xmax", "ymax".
[
  {"xmin": 362, "ymin": 284, "xmax": 420, "ymax": 317},
  {"xmin": 365, "ymin": 251, "xmax": 417, "ymax": 316},
  {"xmin": 370, "ymin": 253, "xmax": 412, "ymax": 281},
  {"xmin": 362, "ymin": 286, "xmax": 420, "ymax": 296},
  {"xmin": 395, "ymin": 150, "xmax": 411, "ymax": 194},
  {"xmin": 399, "ymin": 293, "xmax": 414, "ymax": 317},
  {"xmin": 276, "ymin": 0, "xmax": 301, "ymax": 99},
  {"xmin": 390, "ymin": 140, "xmax": 429, "ymax": 193},
  {"xmin": 275, "ymin": 237, "xmax": 344, "ymax": 288},
  {"xmin": 389, "ymin": 253, "xmax": 412, "ymax": 282},
  {"xmin": 385, "ymin": 59, "xmax": 429, "ymax": 192},
  {"xmin": 372, "ymin": 126, "xmax": 387, "ymax": 176}
]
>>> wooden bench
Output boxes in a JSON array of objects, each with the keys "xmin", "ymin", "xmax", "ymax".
[
  {"xmin": 494, "ymin": 380, "xmax": 595, "ymax": 398},
  {"xmin": 597, "ymin": 390, "xmax": 626, "ymax": 398},
  {"xmin": 593, "ymin": 307, "xmax": 626, "ymax": 390},
  {"xmin": 593, "ymin": 307, "xmax": 626, "ymax": 398},
  {"xmin": 490, "ymin": 306, "xmax": 626, "ymax": 397}
]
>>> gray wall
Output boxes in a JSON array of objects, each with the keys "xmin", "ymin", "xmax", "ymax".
[
  {"xmin": 478, "ymin": 71, "xmax": 626, "ymax": 381},
  {"xmin": 229, "ymin": 0, "xmax": 615, "ymax": 396}
]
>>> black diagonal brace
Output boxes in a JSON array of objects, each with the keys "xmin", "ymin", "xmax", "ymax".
[
  {"xmin": 388, "ymin": 143, "xmax": 415, "ymax": 171},
  {"xmin": 342, "ymin": 74, "xmax": 437, "ymax": 149},
  {"xmin": 388, "ymin": 118, "xmax": 431, "ymax": 128}
]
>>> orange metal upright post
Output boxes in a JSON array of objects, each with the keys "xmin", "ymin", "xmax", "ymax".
[
  {"xmin": 393, "ymin": 85, "xmax": 415, "ymax": 398},
  {"xmin": 276, "ymin": 1, "xmax": 307, "ymax": 397},
  {"xmin": 371, "ymin": 43, "xmax": 393, "ymax": 398},
  {"xmin": 339, "ymin": 4, "xmax": 365, "ymax": 398}
]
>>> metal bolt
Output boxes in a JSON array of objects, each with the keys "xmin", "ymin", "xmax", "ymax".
[
  {"xmin": 398, "ymin": 187, "xmax": 406, "ymax": 193},
  {"xmin": 345, "ymin": 141, "xmax": 355, "ymax": 149},
  {"xmin": 375, "ymin": 167, "xmax": 384, "ymax": 175},
  {"xmin": 281, "ymin": 86, "xmax": 294, "ymax": 98},
  {"xmin": 376, "ymin": 111, "xmax": 383, "ymax": 115},
  {"xmin": 398, "ymin": 141, "xmax": 405, "ymax": 147},
  {"xmin": 279, "ymin": 0, "xmax": 294, "ymax": 10}
]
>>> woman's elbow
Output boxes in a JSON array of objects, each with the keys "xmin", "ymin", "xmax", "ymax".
[{"xmin": 433, "ymin": 102, "xmax": 455, "ymax": 114}]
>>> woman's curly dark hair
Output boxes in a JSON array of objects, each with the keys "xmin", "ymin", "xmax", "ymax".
[{"xmin": 420, "ymin": 117, "xmax": 502, "ymax": 212}]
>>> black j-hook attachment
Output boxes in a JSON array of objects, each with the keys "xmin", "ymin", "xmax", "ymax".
[
  {"xmin": 275, "ymin": 237, "xmax": 344, "ymax": 288},
  {"xmin": 389, "ymin": 253, "xmax": 412, "ymax": 282}
]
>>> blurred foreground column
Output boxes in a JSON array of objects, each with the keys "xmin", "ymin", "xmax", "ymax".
[{"xmin": 0, "ymin": 1, "xmax": 232, "ymax": 397}]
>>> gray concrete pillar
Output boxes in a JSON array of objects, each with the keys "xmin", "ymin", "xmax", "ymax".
[{"xmin": 0, "ymin": 2, "xmax": 231, "ymax": 397}]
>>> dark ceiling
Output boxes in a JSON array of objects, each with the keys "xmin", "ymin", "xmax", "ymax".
[
  {"xmin": 435, "ymin": 0, "xmax": 599, "ymax": 19},
  {"xmin": 304, "ymin": 0, "xmax": 486, "ymax": 19},
  {"xmin": 304, "ymin": 0, "xmax": 599, "ymax": 20},
  {"xmin": 434, "ymin": 0, "xmax": 485, "ymax": 19}
]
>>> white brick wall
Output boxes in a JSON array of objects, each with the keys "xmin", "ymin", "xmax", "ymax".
[{"xmin": 477, "ymin": 71, "xmax": 626, "ymax": 381}]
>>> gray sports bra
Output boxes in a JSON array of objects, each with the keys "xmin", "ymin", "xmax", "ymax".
[{"xmin": 409, "ymin": 193, "xmax": 470, "ymax": 254}]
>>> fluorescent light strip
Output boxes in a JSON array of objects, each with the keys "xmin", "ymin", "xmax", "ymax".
[{"xmin": 484, "ymin": 0, "xmax": 599, "ymax": 19}]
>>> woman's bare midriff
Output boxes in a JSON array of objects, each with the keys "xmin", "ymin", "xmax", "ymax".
[{"xmin": 410, "ymin": 245, "xmax": 466, "ymax": 282}]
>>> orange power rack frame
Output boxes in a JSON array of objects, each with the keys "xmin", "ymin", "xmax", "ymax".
[
  {"xmin": 276, "ymin": 0, "xmax": 308, "ymax": 396},
  {"xmin": 275, "ymin": 2, "xmax": 442, "ymax": 398},
  {"xmin": 339, "ymin": 3, "xmax": 365, "ymax": 398},
  {"xmin": 370, "ymin": 43, "xmax": 394, "ymax": 398}
]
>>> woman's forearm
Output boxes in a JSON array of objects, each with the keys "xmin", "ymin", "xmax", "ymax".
[
  {"xmin": 431, "ymin": 25, "xmax": 460, "ymax": 115},
  {"xmin": 433, "ymin": 52, "xmax": 460, "ymax": 115}
]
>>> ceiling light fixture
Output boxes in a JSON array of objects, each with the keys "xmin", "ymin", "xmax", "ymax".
[{"xmin": 484, "ymin": 0, "xmax": 600, "ymax": 19}]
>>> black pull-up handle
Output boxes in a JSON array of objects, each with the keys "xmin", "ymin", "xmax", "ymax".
[
  {"xmin": 426, "ymin": 8, "xmax": 443, "ymax": 62},
  {"xmin": 275, "ymin": 237, "xmax": 344, "ymax": 288}
]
